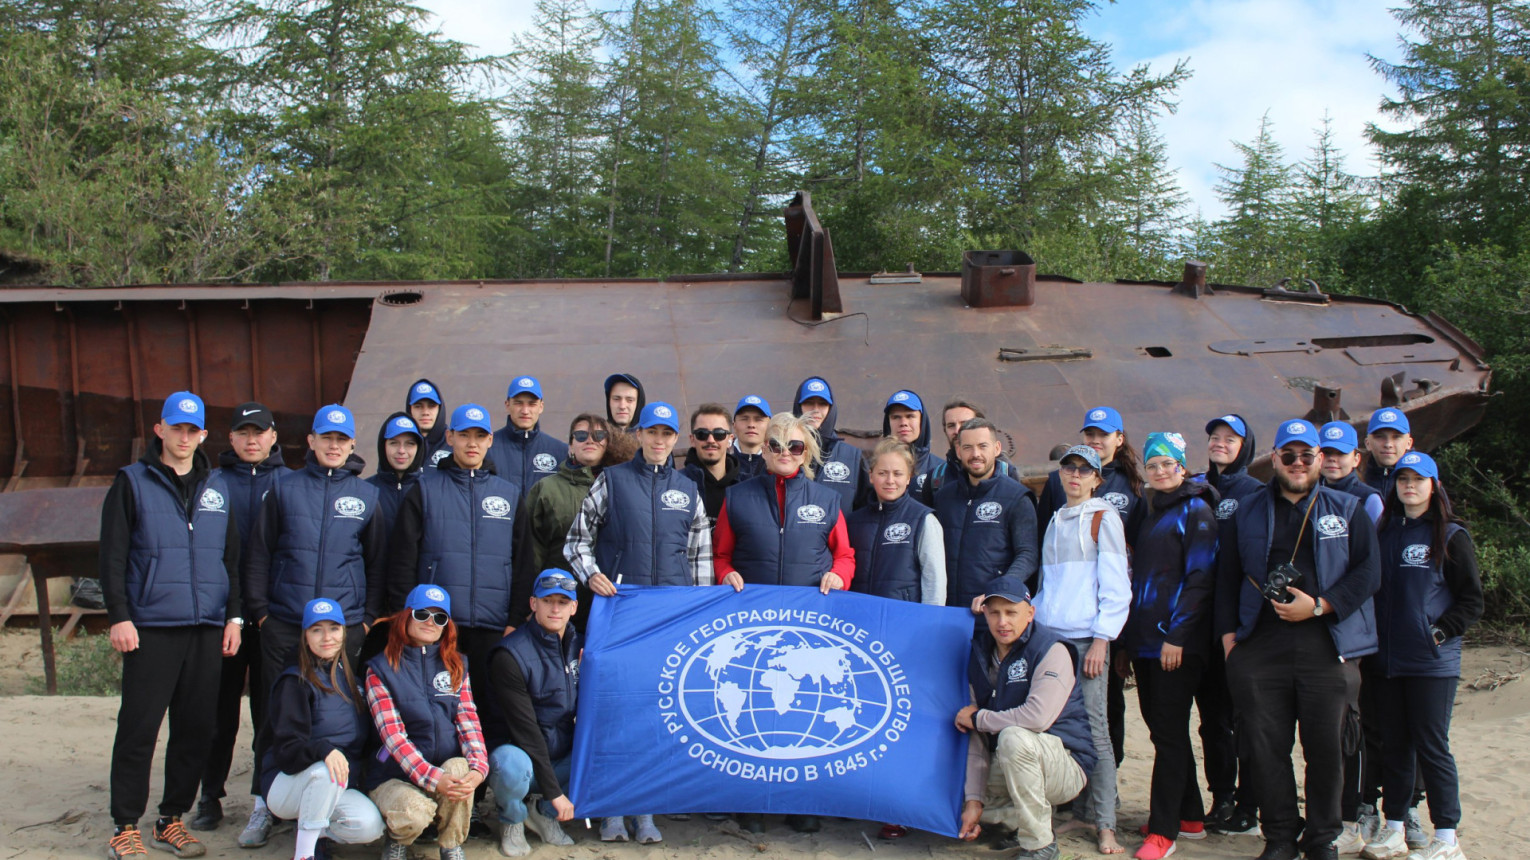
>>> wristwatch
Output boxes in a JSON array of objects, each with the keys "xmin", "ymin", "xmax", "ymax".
[
  {"xmin": 1430, "ymin": 625, "xmax": 1446, "ymax": 646},
  {"xmin": 228, "ymin": 616, "xmax": 245, "ymax": 628},
  {"xmin": 1311, "ymin": 600, "xmax": 1325, "ymax": 618}
]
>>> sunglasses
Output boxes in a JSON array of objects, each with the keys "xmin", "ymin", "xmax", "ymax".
[
  {"xmin": 411, "ymin": 608, "xmax": 450, "ymax": 627},
  {"xmin": 571, "ymin": 429, "xmax": 608, "ymax": 443},
  {"xmin": 767, "ymin": 439, "xmax": 807, "ymax": 456},
  {"xmin": 1278, "ymin": 450, "xmax": 1318, "ymax": 466},
  {"xmin": 692, "ymin": 428, "xmax": 730, "ymax": 442},
  {"xmin": 1059, "ymin": 463, "xmax": 1097, "ymax": 477},
  {"xmin": 536, "ymin": 574, "xmax": 579, "ymax": 593}
]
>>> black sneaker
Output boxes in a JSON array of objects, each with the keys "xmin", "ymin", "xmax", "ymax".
[
  {"xmin": 187, "ymin": 798, "xmax": 222, "ymax": 832},
  {"xmin": 1206, "ymin": 795, "xmax": 1236, "ymax": 830},
  {"xmin": 1212, "ymin": 809, "xmax": 1262, "ymax": 836},
  {"xmin": 786, "ymin": 815, "xmax": 820, "ymax": 833},
  {"xmin": 1255, "ymin": 841, "xmax": 1300, "ymax": 860},
  {"xmin": 736, "ymin": 814, "xmax": 765, "ymax": 835}
]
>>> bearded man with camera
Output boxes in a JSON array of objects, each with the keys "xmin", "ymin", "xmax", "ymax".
[{"xmin": 1214, "ymin": 419, "xmax": 1381, "ymax": 860}]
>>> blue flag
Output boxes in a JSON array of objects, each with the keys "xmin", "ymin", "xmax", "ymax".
[{"xmin": 569, "ymin": 584, "xmax": 974, "ymax": 836}]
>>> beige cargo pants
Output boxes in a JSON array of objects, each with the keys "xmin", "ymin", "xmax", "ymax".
[
  {"xmin": 369, "ymin": 757, "xmax": 474, "ymax": 849},
  {"xmin": 981, "ymin": 727, "xmax": 1088, "ymax": 851}
]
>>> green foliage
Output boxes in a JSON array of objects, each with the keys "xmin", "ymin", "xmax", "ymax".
[{"xmin": 27, "ymin": 633, "xmax": 122, "ymax": 696}]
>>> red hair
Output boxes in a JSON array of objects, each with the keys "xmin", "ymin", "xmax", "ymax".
[{"xmin": 382, "ymin": 607, "xmax": 465, "ymax": 692}]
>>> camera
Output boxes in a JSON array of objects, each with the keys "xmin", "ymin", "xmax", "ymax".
[{"xmin": 1262, "ymin": 563, "xmax": 1303, "ymax": 604}]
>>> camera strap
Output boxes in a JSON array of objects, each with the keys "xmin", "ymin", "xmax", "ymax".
[{"xmin": 1245, "ymin": 490, "xmax": 1318, "ymax": 592}]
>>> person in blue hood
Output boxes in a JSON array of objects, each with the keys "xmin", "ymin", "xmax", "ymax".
[
  {"xmin": 792, "ymin": 376, "xmax": 869, "ymax": 511},
  {"xmin": 489, "ymin": 376, "xmax": 566, "ymax": 499},
  {"xmin": 882, "ymin": 389, "xmax": 936, "ymax": 499},
  {"xmin": 406, "ymin": 378, "xmax": 451, "ymax": 468}
]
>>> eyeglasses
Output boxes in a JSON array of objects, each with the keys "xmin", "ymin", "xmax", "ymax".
[
  {"xmin": 1278, "ymin": 450, "xmax": 1318, "ymax": 466},
  {"xmin": 1144, "ymin": 461, "xmax": 1181, "ymax": 474},
  {"xmin": 411, "ymin": 608, "xmax": 450, "ymax": 627},
  {"xmin": 1059, "ymin": 463, "xmax": 1097, "ymax": 477},
  {"xmin": 692, "ymin": 428, "xmax": 730, "ymax": 442},
  {"xmin": 767, "ymin": 439, "xmax": 807, "ymax": 456},
  {"xmin": 536, "ymin": 574, "xmax": 579, "ymax": 593},
  {"xmin": 571, "ymin": 429, "xmax": 608, "ymax": 443}
]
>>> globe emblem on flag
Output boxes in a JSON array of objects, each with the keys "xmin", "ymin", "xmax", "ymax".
[{"xmin": 679, "ymin": 626, "xmax": 893, "ymax": 761}]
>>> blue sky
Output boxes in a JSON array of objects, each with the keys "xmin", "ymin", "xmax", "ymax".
[{"xmin": 414, "ymin": 0, "xmax": 1406, "ymax": 219}]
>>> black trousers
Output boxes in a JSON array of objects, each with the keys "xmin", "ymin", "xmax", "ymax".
[
  {"xmin": 1376, "ymin": 675, "xmax": 1460, "ymax": 829},
  {"xmin": 1226, "ymin": 620, "xmax": 1360, "ymax": 850},
  {"xmin": 253, "ymin": 618, "xmax": 363, "ymax": 797},
  {"xmin": 1194, "ymin": 642, "xmax": 1240, "ymax": 801},
  {"xmin": 1343, "ymin": 657, "xmax": 1425, "ymax": 820},
  {"xmin": 1135, "ymin": 654, "xmax": 1208, "ymax": 838},
  {"xmin": 1108, "ymin": 641, "xmax": 1127, "ymax": 767},
  {"xmin": 111, "ymin": 626, "xmax": 223, "ymax": 825},
  {"xmin": 198, "ymin": 624, "xmax": 264, "ymax": 800}
]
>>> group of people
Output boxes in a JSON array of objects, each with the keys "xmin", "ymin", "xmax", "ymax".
[{"xmin": 96, "ymin": 372, "xmax": 1483, "ymax": 860}]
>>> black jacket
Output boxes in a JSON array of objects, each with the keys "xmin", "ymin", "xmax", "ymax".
[{"xmin": 682, "ymin": 447, "xmax": 741, "ymax": 525}]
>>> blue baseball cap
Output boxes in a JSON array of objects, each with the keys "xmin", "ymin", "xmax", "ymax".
[
  {"xmin": 302, "ymin": 597, "xmax": 346, "ymax": 629},
  {"xmin": 798, "ymin": 377, "xmax": 833, "ymax": 405},
  {"xmin": 383, "ymin": 414, "xmax": 423, "ymax": 440},
  {"xmin": 312, "ymin": 404, "xmax": 356, "ymax": 438},
  {"xmin": 1081, "ymin": 406, "xmax": 1123, "ymax": 434},
  {"xmin": 1394, "ymin": 450, "xmax": 1439, "ymax": 481},
  {"xmin": 1059, "ymin": 444, "xmax": 1102, "ymax": 472},
  {"xmin": 404, "ymin": 583, "xmax": 451, "ymax": 613},
  {"xmin": 450, "ymin": 403, "xmax": 493, "ymax": 433},
  {"xmin": 1319, "ymin": 422, "xmax": 1359, "ymax": 454},
  {"xmin": 1368, "ymin": 408, "xmax": 1411, "ymax": 435},
  {"xmin": 983, "ymin": 575, "xmax": 1032, "ymax": 605},
  {"xmin": 161, "ymin": 391, "xmax": 206, "ymax": 429},
  {"xmin": 408, "ymin": 380, "xmax": 441, "ymax": 405},
  {"xmin": 507, "ymin": 376, "xmax": 543, "ymax": 400},
  {"xmin": 735, "ymin": 395, "xmax": 772, "ymax": 418},
  {"xmin": 532, "ymin": 570, "xmax": 580, "ymax": 600},
  {"xmin": 1205, "ymin": 414, "xmax": 1248, "ymax": 438},
  {"xmin": 638, "ymin": 402, "xmax": 680, "ymax": 432},
  {"xmin": 1274, "ymin": 419, "xmax": 1320, "ymax": 449},
  {"xmin": 885, "ymin": 390, "xmax": 924, "ymax": 413}
]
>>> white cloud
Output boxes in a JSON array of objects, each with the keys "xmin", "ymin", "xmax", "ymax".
[
  {"xmin": 414, "ymin": 0, "xmax": 539, "ymax": 59},
  {"xmin": 1114, "ymin": 0, "xmax": 1403, "ymax": 219}
]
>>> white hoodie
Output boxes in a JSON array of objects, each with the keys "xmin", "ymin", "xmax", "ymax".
[{"xmin": 1033, "ymin": 497, "xmax": 1131, "ymax": 641}]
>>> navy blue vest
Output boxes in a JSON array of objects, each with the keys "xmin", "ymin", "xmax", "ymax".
[
  {"xmin": 494, "ymin": 622, "xmax": 580, "ymax": 759},
  {"xmin": 121, "ymin": 463, "xmax": 232, "ymax": 627},
  {"xmin": 220, "ymin": 451, "xmax": 287, "ymax": 547},
  {"xmin": 595, "ymin": 458, "xmax": 700, "ymax": 586},
  {"xmin": 366, "ymin": 469, "xmax": 420, "ymax": 536},
  {"xmin": 265, "ymin": 462, "xmax": 379, "ymax": 626},
  {"xmin": 1376, "ymin": 517, "xmax": 1466, "ymax": 679},
  {"xmin": 969, "ymin": 623, "xmax": 1097, "ymax": 775},
  {"xmin": 813, "ymin": 438, "xmax": 865, "ymax": 510},
  {"xmin": 489, "ymin": 424, "xmax": 565, "ymax": 499},
  {"xmin": 416, "ymin": 465, "xmax": 522, "ymax": 630},
  {"xmin": 260, "ymin": 664, "xmax": 368, "ymax": 795},
  {"xmin": 1230, "ymin": 486, "xmax": 1377, "ymax": 661},
  {"xmin": 920, "ymin": 449, "xmax": 1018, "ymax": 506},
  {"xmin": 846, "ymin": 493, "xmax": 930, "ymax": 602},
  {"xmin": 1325, "ymin": 471, "xmax": 1381, "ymax": 505},
  {"xmin": 733, "ymin": 447, "xmax": 767, "ymax": 481},
  {"xmin": 1211, "ymin": 471, "xmax": 1264, "ymax": 523},
  {"xmin": 935, "ymin": 472, "xmax": 1036, "ymax": 609},
  {"xmin": 724, "ymin": 473, "xmax": 840, "ymax": 587},
  {"xmin": 364, "ymin": 645, "xmax": 463, "ymax": 789}
]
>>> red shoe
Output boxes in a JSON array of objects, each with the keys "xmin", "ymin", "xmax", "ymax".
[
  {"xmin": 1135, "ymin": 834, "xmax": 1177, "ymax": 860},
  {"xmin": 1179, "ymin": 820, "xmax": 1206, "ymax": 840},
  {"xmin": 878, "ymin": 824, "xmax": 908, "ymax": 839}
]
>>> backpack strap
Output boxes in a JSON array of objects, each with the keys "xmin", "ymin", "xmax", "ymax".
[{"xmin": 1091, "ymin": 509, "xmax": 1104, "ymax": 544}]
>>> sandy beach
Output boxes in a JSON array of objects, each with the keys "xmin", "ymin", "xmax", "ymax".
[{"xmin": 0, "ymin": 631, "xmax": 1524, "ymax": 860}]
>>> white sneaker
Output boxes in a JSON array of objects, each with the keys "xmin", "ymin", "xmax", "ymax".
[
  {"xmin": 1404, "ymin": 811, "xmax": 1428, "ymax": 850},
  {"xmin": 523, "ymin": 802, "xmax": 574, "ymax": 847},
  {"xmin": 632, "ymin": 814, "xmax": 663, "ymax": 844},
  {"xmin": 600, "ymin": 817, "xmax": 630, "ymax": 842},
  {"xmin": 498, "ymin": 821, "xmax": 531, "ymax": 857},
  {"xmin": 1362, "ymin": 829, "xmax": 1409, "ymax": 860},
  {"xmin": 1336, "ymin": 822, "xmax": 1366, "ymax": 856},
  {"xmin": 1406, "ymin": 840, "xmax": 1464, "ymax": 860},
  {"xmin": 237, "ymin": 806, "xmax": 272, "ymax": 849}
]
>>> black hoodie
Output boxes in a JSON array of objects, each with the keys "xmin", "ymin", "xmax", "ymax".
[
  {"xmin": 792, "ymin": 376, "xmax": 870, "ymax": 510},
  {"xmin": 405, "ymin": 377, "xmax": 451, "ymax": 467},
  {"xmin": 603, "ymin": 373, "xmax": 647, "ymax": 432},
  {"xmin": 98, "ymin": 439, "xmax": 242, "ymax": 625},
  {"xmin": 366, "ymin": 410, "xmax": 425, "ymax": 535},
  {"xmin": 880, "ymin": 389, "xmax": 935, "ymax": 496},
  {"xmin": 682, "ymin": 447, "xmax": 742, "ymax": 526},
  {"xmin": 1205, "ymin": 413, "xmax": 1261, "ymax": 501}
]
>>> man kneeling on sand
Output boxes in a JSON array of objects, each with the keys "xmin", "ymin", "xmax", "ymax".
[{"xmin": 958, "ymin": 577, "xmax": 1097, "ymax": 860}]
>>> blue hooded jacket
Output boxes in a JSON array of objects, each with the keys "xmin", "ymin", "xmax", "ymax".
[{"xmin": 792, "ymin": 377, "xmax": 869, "ymax": 511}]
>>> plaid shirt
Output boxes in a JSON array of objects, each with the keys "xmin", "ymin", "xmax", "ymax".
[
  {"xmin": 563, "ymin": 467, "xmax": 714, "ymax": 586},
  {"xmin": 365, "ymin": 668, "xmax": 489, "ymax": 792}
]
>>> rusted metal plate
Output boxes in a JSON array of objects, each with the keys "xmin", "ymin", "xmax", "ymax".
[
  {"xmin": 1345, "ymin": 344, "xmax": 1461, "ymax": 365},
  {"xmin": 0, "ymin": 486, "xmax": 107, "ymax": 554}
]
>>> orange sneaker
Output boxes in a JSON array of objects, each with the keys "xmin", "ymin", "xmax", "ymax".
[
  {"xmin": 108, "ymin": 826, "xmax": 147, "ymax": 859},
  {"xmin": 1136, "ymin": 833, "xmax": 1177, "ymax": 860}
]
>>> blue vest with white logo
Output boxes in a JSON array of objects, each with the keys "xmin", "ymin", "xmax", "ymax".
[
  {"xmin": 1376, "ymin": 517, "xmax": 1466, "ymax": 679},
  {"xmin": 1230, "ymin": 485, "xmax": 1377, "ymax": 660},
  {"xmin": 846, "ymin": 493, "xmax": 929, "ymax": 602},
  {"xmin": 220, "ymin": 453, "xmax": 287, "ymax": 547},
  {"xmin": 594, "ymin": 458, "xmax": 699, "ymax": 587},
  {"xmin": 969, "ymin": 622, "xmax": 1096, "ymax": 776},
  {"xmin": 495, "ymin": 622, "xmax": 581, "ymax": 759},
  {"xmin": 260, "ymin": 664, "xmax": 368, "ymax": 795},
  {"xmin": 724, "ymin": 472, "xmax": 840, "ymax": 587},
  {"xmin": 416, "ymin": 465, "xmax": 522, "ymax": 630},
  {"xmin": 936, "ymin": 473, "xmax": 1036, "ymax": 609},
  {"xmin": 265, "ymin": 462, "xmax": 378, "ymax": 626},
  {"xmin": 121, "ymin": 463, "xmax": 232, "ymax": 627},
  {"xmin": 489, "ymin": 424, "xmax": 565, "ymax": 499},
  {"xmin": 364, "ymin": 645, "xmax": 463, "ymax": 789},
  {"xmin": 814, "ymin": 438, "xmax": 865, "ymax": 510}
]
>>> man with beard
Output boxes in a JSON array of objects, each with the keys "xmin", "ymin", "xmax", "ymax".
[
  {"xmin": 934, "ymin": 418, "xmax": 1039, "ymax": 612},
  {"xmin": 682, "ymin": 403, "xmax": 741, "ymax": 528},
  {"xmin": 1215, "ymin": 419, "xmax": 1381, "ymax": 860}
]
